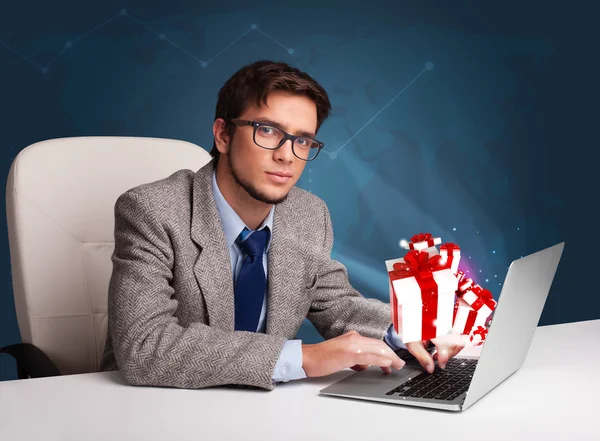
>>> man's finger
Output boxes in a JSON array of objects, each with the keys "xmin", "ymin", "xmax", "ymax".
[
  {"xmin": 376, "ymin": 345, "xmax": 406, "ymax": 370},
  {"xmin": 405, "ymin": 341, "xmax": 435, "ymax": 373},
  {"xmin": 436, "ymin": 345, "xmax": 450, "ymax": 369},
  {"xmin": 354, "ymin": 339, "xmax": 406, "ymax": 370},
  {"xmin": 351, "ymin": 364, "xmax": 369, "ymax": 372},
  {"xmin": 431, "ymin": 334, "xmax": 467, "ymax": 368},
  {"xmin": 448, "ymin": 342, "xmax": 465, "ymax": 360},
  {"xmin": 355, "ymin": 352, "xmax": 395, "ymax": 369}
]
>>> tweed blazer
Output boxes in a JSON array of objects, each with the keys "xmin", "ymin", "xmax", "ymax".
[{"xmin": 100, "ymin": 158, "xmax": 393, "ymax": 390}]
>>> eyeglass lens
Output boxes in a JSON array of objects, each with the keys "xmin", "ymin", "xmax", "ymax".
[{"xmin": 254, "ymin": 124, "xmax": 320, "ymax": 160}]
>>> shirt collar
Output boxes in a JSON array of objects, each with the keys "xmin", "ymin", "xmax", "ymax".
[{"xmin": 211, "ymin": 169, "xmax": 274, "ymax": 250}]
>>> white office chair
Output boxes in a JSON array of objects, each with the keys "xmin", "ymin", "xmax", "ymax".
[{"xmin": 1, "ymin": 136, "xmax": 212, "ymax": 378}]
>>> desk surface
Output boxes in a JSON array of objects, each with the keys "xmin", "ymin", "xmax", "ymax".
[{"xmin": 1, "ymin": 319, "xmax": 598, "ymax": 441}]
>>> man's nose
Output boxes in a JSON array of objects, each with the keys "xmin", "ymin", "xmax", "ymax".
[{"xmin": 274, "ymin": 139, "xmax": 294, "ymax": 162}]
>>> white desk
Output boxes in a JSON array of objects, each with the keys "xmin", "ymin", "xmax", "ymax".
[{"xmin": 1, "ymin": 319, "xmax": 598, "ymax": 441}]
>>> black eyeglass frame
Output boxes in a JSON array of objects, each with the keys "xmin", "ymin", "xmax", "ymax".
[{"xmin": 228, "ymin": 118, "xmax": 324, "ymax": 161}]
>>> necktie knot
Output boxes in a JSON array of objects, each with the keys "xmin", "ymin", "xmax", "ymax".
[{"xmin": 237, "ymin": 228, "xmax": 270, "ymax": 259}]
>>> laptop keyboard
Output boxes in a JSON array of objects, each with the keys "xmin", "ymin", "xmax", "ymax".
[{"xmin": 385, "ymin": 358, "xmax": 477, "ymax": 401}]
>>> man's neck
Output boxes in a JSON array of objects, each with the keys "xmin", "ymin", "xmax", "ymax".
[{"xmin": 214, "ymin": 159, "xmax": 272, "ymax": 230}]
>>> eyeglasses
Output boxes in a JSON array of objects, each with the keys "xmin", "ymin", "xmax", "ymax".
[{"xmin": 228, "ymin": 118, "xmax": 324, "ymax": 161}]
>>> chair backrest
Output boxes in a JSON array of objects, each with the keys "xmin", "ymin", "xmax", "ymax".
[{"xmin": 5, "ymin": 136, "xmax": 212, "ymax": 375}]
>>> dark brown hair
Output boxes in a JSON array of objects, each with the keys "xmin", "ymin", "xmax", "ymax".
[{"xmin": 210, "ymin": 60, "xmax": 332, "ymax": 160}]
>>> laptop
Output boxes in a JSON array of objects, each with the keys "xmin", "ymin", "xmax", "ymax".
[{"xmin": 319, "ymin": 242, "xmax": 564, "ymax": 411}]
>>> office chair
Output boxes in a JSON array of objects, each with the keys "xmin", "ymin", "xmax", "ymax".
[{"xmin": 1, "ymin": 136, "xmax": 211, "ymax": 379}]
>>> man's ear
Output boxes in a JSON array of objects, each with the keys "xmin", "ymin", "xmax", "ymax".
[{"xmin": 213, "ymin": 118, "xmax": 231, "ymax": 154}]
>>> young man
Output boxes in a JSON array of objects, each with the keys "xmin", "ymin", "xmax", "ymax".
[{"xmin": 100, "ymin": 60, "xmax": 463, "ymax": 390}]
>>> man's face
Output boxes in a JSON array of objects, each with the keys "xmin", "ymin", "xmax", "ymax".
[{"xmin": 223, "ymin": 90, "xmax": 318, "ymax": 205}]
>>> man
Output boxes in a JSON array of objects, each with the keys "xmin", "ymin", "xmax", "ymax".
[{"xmin": 100, "ymin": 60, "xmax": 464, "ymax": 390}]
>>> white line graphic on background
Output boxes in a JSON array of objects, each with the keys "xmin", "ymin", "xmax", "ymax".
[
  {"xmin": 0, "ymin": 9, "xmax": 292, "ymax": 73},
  {"xmin": 324, "ymin": 62, "xmax": 433, "ymax": 159}
]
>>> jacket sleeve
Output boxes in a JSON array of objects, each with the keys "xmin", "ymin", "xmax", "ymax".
[
  {"xmin": 306, "ymin": 200, "xmax": 393, "ymax": 341},
  {"xmin": 107, "ymin": 189, "xmax": 287, "ymax": 390}
]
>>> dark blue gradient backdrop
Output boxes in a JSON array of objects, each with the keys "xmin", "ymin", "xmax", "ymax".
[{"xmin": 0, "ymin": 1, "xmax": 596, "ymax": 381}]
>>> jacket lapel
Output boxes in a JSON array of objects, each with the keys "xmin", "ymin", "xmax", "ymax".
[
  {"xmin": 265, "ymin": 203, "xmax": 298, "ymax": 336},
  {"xmin": 190, "ymin": 159, "xmax": 235, "ymax": 331}
]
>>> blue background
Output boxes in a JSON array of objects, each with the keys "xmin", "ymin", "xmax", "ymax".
[{"xmin": 0, "ymin": 1, "xmax": 596, "ymax": 381}]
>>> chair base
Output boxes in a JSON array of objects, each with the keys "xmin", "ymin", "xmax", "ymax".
[{"xmin": 0, "ymin": 343, "xmax": 61, "ymax": 379}]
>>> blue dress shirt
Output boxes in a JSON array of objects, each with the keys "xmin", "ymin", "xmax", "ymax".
[{"xmin": 211, "ymin": 170, "xmax": 406, "ymax": 383}]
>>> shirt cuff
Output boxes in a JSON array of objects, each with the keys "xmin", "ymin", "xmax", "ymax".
[
  {"xmin": 272, "ymin": 339, "xmax": 307, "ymax": 383},
  {"xmin": 384, "ymin": 323, "xmax": 407, "ymax": 350}
]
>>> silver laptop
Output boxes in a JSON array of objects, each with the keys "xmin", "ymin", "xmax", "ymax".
[{"xmin": 319, "ymin": 242, "xmax": 564, "ymax": 411}]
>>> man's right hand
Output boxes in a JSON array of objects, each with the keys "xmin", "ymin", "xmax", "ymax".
[
  {"xmin": 301, "ymin": 330, "xmax": 406, "ymax": 377},
  {"xmin": 405, "ymin": 333, "xmax": 466, "ymax": 374}
]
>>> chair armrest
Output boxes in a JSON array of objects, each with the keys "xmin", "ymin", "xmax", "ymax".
[{"xmin": 0, "ymin": 343, "xmax": 61, "ymax": 379}]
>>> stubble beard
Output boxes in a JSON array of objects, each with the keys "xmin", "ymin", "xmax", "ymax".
[{"xmin": 226, "ymin": 150, "xmax": 289, "ymax": 205}]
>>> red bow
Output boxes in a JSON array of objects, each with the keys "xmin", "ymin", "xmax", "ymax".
[
  {"xmin": 440, "ymin": 242, "xmax": 460, "ymax": 251},
  {"xmin": 470, "ymin": 326, "xmax": 488, "ymax": 345},
  {"xmin": 410, "ymin": 232, "xmax": 432, "ymax": 243},
  {"xmin": 392, "ymin": 250, "xmax": 445, "ymax": 280},
  {"xmin": 472, "ymin": 284, "xmax": 494, "ymax": 300},
  {"xmin": 468, "ymin": 284, "xmax": 497, "ymax": 312},
  {"xmin": 472, "ymin": 326, "xmax": 487, "ymax": 338}
]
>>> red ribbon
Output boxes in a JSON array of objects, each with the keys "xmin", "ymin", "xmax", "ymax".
[
  {"xmin": 464, "ymin": 308, "xmax": 477, "ymax": 334},
  {"xmin": 472, "ymin": 326, "xmax": 487, "ymax": 338},
  {"xmin": 471, "ymin": 285, "xmax": 497, "ymax": 311},
  {"xmin": 470, "ymin": 326, "xmax": 488, "ymax": 345}
]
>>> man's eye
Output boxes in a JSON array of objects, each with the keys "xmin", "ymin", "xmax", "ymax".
[{"xmin": 259, "ymin": 126, "xmax": 275, "ymax": 135}]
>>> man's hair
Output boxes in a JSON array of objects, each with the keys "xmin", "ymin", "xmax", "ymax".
[{"xmin": 210, "ymin": 60, "xmax": 332, "ymax": 161}]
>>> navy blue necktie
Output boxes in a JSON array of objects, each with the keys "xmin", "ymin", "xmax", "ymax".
[{"xmin": 234, "ymin": 227, "xmax": 270, "ymax": 332}]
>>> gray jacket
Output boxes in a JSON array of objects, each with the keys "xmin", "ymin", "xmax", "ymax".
[{"xmin": 100, "ymin": 158, "xmax": 393, "ymax": 390}]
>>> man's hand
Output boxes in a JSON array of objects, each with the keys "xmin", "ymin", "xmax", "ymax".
[
  {"xmin": 405, "ymin": 333, "xmax": 466, "ymax": 373},
  {"xmin": 302, "ymin": 330, "xmax": 406, "ymax": 377}
]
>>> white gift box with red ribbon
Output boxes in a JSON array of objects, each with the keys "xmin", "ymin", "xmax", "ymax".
[
  {"xmin": 389, "ymin": 232, "xmax": 495, "ymax": 345},
  {"xmin": 469, "ymin": 326, "xmax": 488, "ymax": 346},
  {"xmin": 460, "ymin": 284, "xmax": 496, "ymax": 322},
  {"xmin": 452, "ymin": 275, "xmax": 497, "ymax": 335},
  {"xmin": 404, "ymin": 233, "xmax": 442, "ymax": 251},
  {"xmin": 440, "ymin": 242, "xmax": 461, "ymax": 275},
  {"xmin": 386, "ymin": 250, "xmax": 457, "ymax": 343}
]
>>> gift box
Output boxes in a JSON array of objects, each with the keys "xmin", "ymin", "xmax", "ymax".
[
  {"xmin": 388, "ymin": 231, "xmax": 495, "ymax": 344},
  {"xmin": 468, "ymin": 326, "xmax": 488, "ymax": 346},
  {"xmin": 459, "ymin": 281, "xmax": 497, "ymax": 323},
  {"xmin": 405, "ymin": 232, "xmax": 442, "ymax": 251},
  {"xmin": 452, "ymin": 296, "xmax": 478, "ymax": 334},
  {"xmin": 440, "ymin": 242, "xmax": 461, "ymax": 275},
  {"xmin": 387, "ymin": 250, "xmax": 458, "ymax": 343},
  {"xmin": 451, "ymin": 276, "xmax": 497, "ymax": 335}
]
